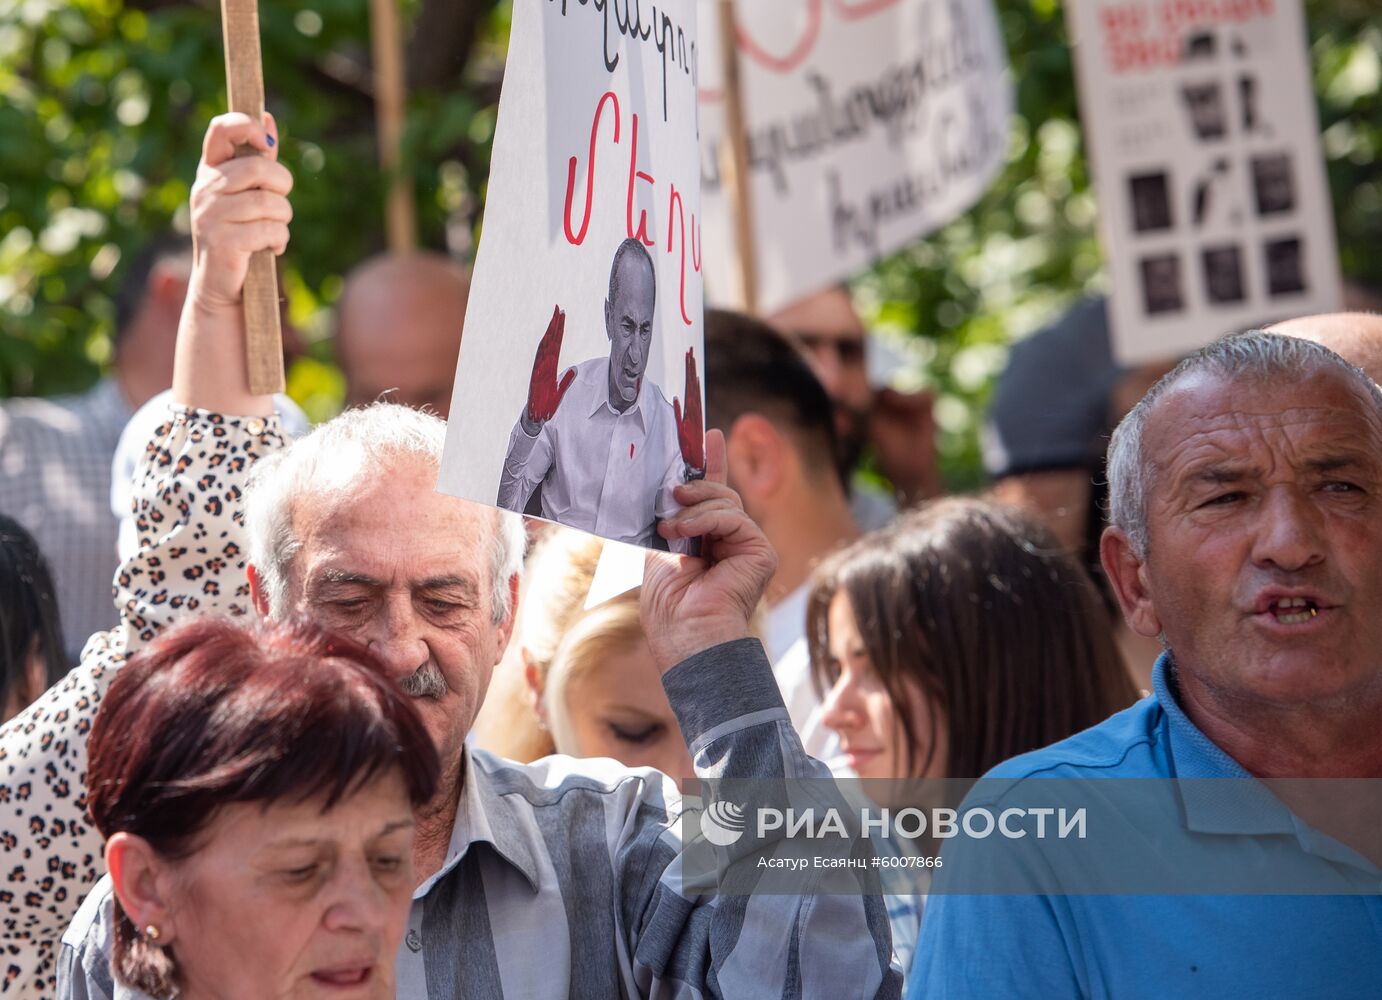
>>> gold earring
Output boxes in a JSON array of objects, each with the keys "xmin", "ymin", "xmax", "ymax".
[{"xmin": 144, "ymin": 925, "xmax": 161, "ymax": 942}]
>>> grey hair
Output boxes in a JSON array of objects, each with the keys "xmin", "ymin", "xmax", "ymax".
[
  {"xmin": 244, "ymin": 402, "xmax": 526, "ymax": 620},
  {"xmin": 1106, "ymin": 330, "xmax": 1382, "ymax": 556}
]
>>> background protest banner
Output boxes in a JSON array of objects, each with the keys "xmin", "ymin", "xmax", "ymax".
[
  {"xmin": 439, "ymin": 0, "xmax": 706, "ymax": 550},
  {"xmin": 697, "ymin": 0, "xmax": 1012, "ymax": 316},
  {"xmin": 1069, "ymin": 0, "xmax": 1343, "ymax": 364}
]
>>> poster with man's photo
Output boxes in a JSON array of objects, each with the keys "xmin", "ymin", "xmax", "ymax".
[
  {"xmin": 1068, "ymin": 0, "xmax": 1342, "ymax": 364},
  {"xmin": 439, "ymin": 0, "xmax": 705, "ymax": 549}
]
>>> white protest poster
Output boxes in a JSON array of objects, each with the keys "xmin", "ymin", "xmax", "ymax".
[
  {"xmin": 698, "ymin": 0, "xmax": 1012, "ymax": 315},
  {"xmin": 1068, "ymin": 0, "xmax": 1343, "ymax": 364},
  {"xmin": 439, "ymin": 0, "xmax": 705, "ymax": 550}
]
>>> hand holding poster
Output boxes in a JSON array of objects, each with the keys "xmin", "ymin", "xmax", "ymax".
[
  {"xmin": 439, "ymin": 0, "xmax": 705, "ymax": 550},
  {"xmin": 1068, "ymin": 0, "xmax": 1343, "ymax": 364},
  {"xmin": 698, "ymin": 0, "xmax": 1012, "ymax": 315}
]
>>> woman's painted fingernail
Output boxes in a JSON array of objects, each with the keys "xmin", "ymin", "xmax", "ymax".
[{"xmin": 266, "ymin": 134, "xmax": 276, "ymax": 148}]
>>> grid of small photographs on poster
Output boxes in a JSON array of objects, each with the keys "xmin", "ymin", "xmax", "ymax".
[{"xmin": 1070, "ymin": 2, "xmax": 1342, "ymax": 364}]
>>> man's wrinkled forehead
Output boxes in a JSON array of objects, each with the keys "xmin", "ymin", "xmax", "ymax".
[
  {"xmin": 287, "ymin": 464, "xmax": 494, "ymax": 583},
  {"xmin": 1143, "ymin": 368, "xmax": 1382, "ymax": 478}
]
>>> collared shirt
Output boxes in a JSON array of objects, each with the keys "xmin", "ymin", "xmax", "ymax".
[
  {"xmin": 62, "ymin": 640, "xmax": 903, "ymax": 999},
  {"xmin": 498, "ymin": 357, "xmax": 684, "ymax": 546},
  {"xmin": 0, "ymin": 406, "xmax": 284, "ymax": 998},
  {"xmin": 0, "ymin": 379, "xmax": 132, "ymax": 660},
  {"xmin": 907, "ymin": 654, "xmax": 1382, "ymax": 1000}
]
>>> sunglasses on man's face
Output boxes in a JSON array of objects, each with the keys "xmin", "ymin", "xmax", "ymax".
[{"xmin": 792, "ymin": 331, "xmax": 867, "ymax": 366}]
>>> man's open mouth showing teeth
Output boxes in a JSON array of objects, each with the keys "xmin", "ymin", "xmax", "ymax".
[{"xmin": 1270, "ymin": 597, "xmax": 1319, "ymax": 624}]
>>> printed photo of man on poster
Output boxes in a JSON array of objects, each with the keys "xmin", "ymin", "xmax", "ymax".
[{"xmin": 497, "ymin": 237, "xmax": 704, "ymax": 547}]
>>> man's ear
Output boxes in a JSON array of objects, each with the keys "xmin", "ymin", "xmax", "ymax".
[
  {"xmin": 521, "ymin": 653, "xmax": 550, "ymax": 728},
  {"xmin": 106, "ymin": 833, "xmax": 180, "ymax": 944},
  {"xmin": 1100, "ymin": 527, "xmax": 1162, "ymax": 638},
  {"xmin": 604, "ymin": 296, "xmax": 614, "ymax": 342},
  {"xmin": 246, "ymin": 564, "xmax": 271, "ymax": 619},
  {"xmin": 725, "ymin": 414, "xmax": 785, "ymax": 508}
]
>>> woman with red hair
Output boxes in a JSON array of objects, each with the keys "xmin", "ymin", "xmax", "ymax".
[{"xmin": 58, "ymin": 617, "xmax": 439, "ymax": 1000}]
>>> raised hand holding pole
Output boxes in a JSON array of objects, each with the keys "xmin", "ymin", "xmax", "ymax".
[{"xmin": 219, "ymin": 0, "xmax": 285, "ymax": 395}]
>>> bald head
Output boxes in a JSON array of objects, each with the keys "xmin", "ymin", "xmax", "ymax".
[
  {"xmin": 1269, "ymin": 312, "xmax": 1382, "ymax": 386},
  {"xmin": 337, "ymin": 252, "xmax": 471, "ymax": 416}
]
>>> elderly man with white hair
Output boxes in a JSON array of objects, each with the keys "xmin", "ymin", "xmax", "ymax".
[{"xmin": 2, "ymin": 114, "xmax": 901, "ymax": 1000}]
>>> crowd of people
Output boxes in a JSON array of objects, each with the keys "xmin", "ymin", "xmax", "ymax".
[{"xmin": 1, "ymin": 109, "xmax": 1379, "ymax": 1000}]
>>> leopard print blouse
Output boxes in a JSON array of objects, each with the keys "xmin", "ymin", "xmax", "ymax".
[{"xmin": 0, "ymin": 406, "xmax": 285, "ymax": 997}]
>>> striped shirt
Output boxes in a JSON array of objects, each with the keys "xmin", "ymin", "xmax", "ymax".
[
  {"xmin": 7, "ymin": 405, "xmax": 901, "ymax": 999},
  {"xmin": 0, "ymin": 379, "xmax": 131, "ymax": 661}
]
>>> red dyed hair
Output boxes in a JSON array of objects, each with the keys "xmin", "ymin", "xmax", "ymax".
[{"xmin": 86, "ymin": 616, "xmax": 439, "ymax": 996}]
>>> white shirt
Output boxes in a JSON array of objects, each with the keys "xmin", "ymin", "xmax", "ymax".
[
  {"xmin": 499, "ymin": 357, "xmax": 685, "ymax": 546},
  {"xmin": 763, "ymin": 583, "xmax": 846, "ymax": 770},
  {"xmin": 773, "ymin": 637, "xmax": 845, "ymax": 769},
  {"xmin": 764, "ymin": 581, "xmax": 810, "ymax": 665}
]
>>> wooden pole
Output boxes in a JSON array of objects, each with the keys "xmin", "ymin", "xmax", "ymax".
[
  {"xmin": 717, "ymin": 0, "xmax": 759, "ymax": 316},
  {"xmin": 370, "ymin": 0, "xmax": 417, "ymax": 253},
  {"xmin": 219, "ymin": 0, "xmax": 285, "ymax": 395}
]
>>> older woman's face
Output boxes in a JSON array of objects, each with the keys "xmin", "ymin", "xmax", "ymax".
[
  {"xmin": 557, "ymin": 638, "xmax": 694, "ymax": 781},
  {"xmin": 165, "ymin": 774, "xmax": 415, "ymax": 999}
]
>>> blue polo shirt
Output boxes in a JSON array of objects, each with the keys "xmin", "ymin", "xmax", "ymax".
[{"xmin": 906, "ymin": 654, "xmax": 1382, "ymax": 1000}]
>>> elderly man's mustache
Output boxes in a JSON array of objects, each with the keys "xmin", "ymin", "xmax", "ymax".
[{"xmin": 400, "ymin": 662, "xmax": 447, "ymax": 700}]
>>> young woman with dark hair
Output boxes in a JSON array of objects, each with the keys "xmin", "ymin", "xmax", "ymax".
[
  {"xmin": 0, "ymin": 513, "xmax": 66, "ymax": 721},
  {"xmin": 807, "ymin": 497, "xmax": 1139, "ymax": 978},
  {"xmin": 59, "ymin": 616, "xmax": 439, "ymax": 1000},
  {"xmin": 809, "ymin": 497, "xmax": 1137, "ymax": 782}
]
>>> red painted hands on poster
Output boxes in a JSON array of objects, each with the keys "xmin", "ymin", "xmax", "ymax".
[
  {"xmin": 673, "ymin": 347, "xmax": 705, "ymax": 474},
  {"xmin": 522, "ymin": 305, "xmax": 577, "ymax": 436}
]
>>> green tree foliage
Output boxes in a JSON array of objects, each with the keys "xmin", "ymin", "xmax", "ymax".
[
  {"xmin": 0, "ymin": 0, "xmax": 506, "ymax": 411},
  {"xmin": 1, "ymin": 0, "xmax": 1377, "ymax": 483}
]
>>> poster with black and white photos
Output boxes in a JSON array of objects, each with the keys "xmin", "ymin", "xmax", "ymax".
[{"xmin": 1068, "ymin": 0, "xmax": 1342, "ymax": 364}]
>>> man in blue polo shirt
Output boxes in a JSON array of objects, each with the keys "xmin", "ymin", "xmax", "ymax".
[{"xmin": 908, "ymin": 330, "xmax": 1382, "ymax": 999}]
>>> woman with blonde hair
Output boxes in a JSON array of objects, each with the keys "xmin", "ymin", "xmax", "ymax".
[
  {"xmin": 469, "ymin": 527, "xmax": 604, "ymax": 761},
  {"xmin": 475, "ymin": 525, "xmax": 693, "ymax": 780},
  {"xmin": 528, "ymin": 592, "xmax": 693, "ymax": 781}
]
